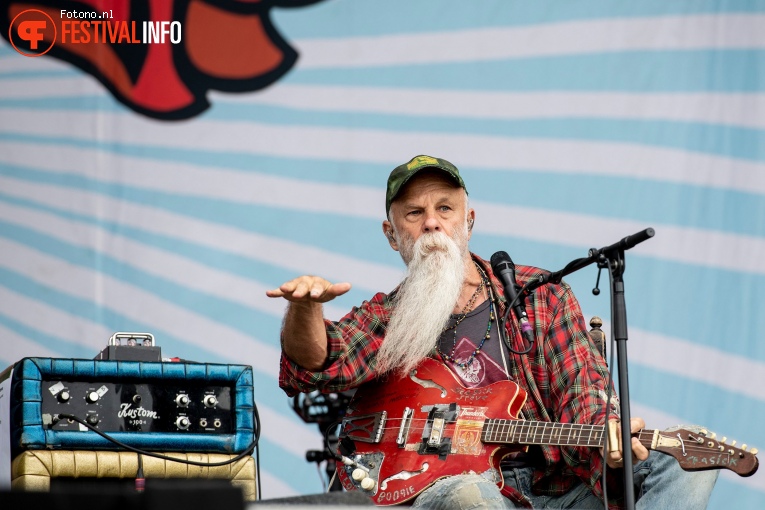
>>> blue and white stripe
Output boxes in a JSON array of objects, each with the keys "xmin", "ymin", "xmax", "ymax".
[{"xmin": 1, "ymin": 1, "xmax": 763, "ymax": 506}]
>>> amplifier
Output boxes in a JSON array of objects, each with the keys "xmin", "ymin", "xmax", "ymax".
[{"xmin": 8, "ymin": 357, "xmax": 255, "ymax": 457}]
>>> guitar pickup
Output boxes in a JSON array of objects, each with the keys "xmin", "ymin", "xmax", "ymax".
[
  {"xmin": 419, "ymin": 403, "xmax": 458, "ymax": 459},
  {"xmin": 341, "ymin": 412, "xmax": 387, "ymax": 444}
]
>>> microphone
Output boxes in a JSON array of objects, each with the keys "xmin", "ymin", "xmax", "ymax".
[{"xmin": 490, "ymin": 251, "xmax": 534, "ymax": 347}]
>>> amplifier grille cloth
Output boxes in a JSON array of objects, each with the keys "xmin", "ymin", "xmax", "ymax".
[{"xmin": 11, "ymin": 450, "xmax": 256, "ymax": 501}]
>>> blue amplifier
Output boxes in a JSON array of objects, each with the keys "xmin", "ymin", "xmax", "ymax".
[{"xmin": 8, "ymin": 357, "xmax": 255, "ymax": 457}]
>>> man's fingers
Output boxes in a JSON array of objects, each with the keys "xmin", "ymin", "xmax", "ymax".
[
  {"xmin": 310, "ymin": 281, "xmax": 328, "ymax": 299},
  {"xmin": 632, "ymin": 437, "xmax": 649, "ymax": 461},
  {"xmin": 292, "ymin": 280, "xmax": 312, "ymax": 299},
  {"xmin": 327, "ymin": 282, "xmax": 352, "ymax": 297},
  {"xmin": 265, "ymin": 276, "xmax": 351, "ymax": 303}
]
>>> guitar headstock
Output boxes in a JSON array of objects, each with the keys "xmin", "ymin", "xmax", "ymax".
[{"xmin": 651, "ymin": 428, "xmax": 758, "ymax": 477}]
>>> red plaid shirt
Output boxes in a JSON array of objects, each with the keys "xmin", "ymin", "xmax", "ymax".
[{"xmin": 279, "ymin": 254, "xmax": 621, "ymax": 507}]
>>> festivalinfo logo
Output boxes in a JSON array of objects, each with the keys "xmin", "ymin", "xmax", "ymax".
[{"xmin": 8, "ymin": 7, "xmax": 182, "ymax": 57}]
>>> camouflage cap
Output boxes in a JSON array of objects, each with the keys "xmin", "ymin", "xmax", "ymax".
[{"xmin": 386, "ymin": 155, "xmax": 467, "ymax": 214}]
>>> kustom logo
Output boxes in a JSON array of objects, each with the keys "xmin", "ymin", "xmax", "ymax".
[
  {"xmin": 8, "ymin": 9, "xmax": 56, "ymax": 57},
  {"xmin": 118, "ymin": 403, "xmax": 159, "ymax": 421},
  {"xmin": 8, "ymin": 8, "xmax": 182, "ymax": 58}
]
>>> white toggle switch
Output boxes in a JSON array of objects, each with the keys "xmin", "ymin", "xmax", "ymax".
[
  {"xmin": 360, "ymin": 477, "xmax": 375, "ymax": 491},
  {"xmin": 351, "ymin": 468, "xmax": 367, "ymax": 481}
]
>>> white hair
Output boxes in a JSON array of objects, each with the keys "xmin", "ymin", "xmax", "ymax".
[{"xmin": 375, "ymin": 222, "xmax": 470, "ymax": 375}]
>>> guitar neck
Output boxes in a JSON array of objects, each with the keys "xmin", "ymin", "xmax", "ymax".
[{"xmin": 482, "ymin": 419, "xmax": 652, "ymax": 449}]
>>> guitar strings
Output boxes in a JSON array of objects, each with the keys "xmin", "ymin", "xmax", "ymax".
[{"xmin": 342, "ymin": 420, "xmax": 746, "ymax": 456}]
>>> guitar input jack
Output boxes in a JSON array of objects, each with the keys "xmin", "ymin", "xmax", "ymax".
[
  {"xmin": 213, "ymin": 419, "xmax": 221, "ymax": 428},
  {"xmin": 200, "ymin": 418, "xmax": 208, "ymax": 428}
]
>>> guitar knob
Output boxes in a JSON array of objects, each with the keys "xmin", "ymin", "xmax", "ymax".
[
  {"xmin": 360, "ymin": 477, "xmax": 376, "ymax": 491},
  {"xmin": 352, "ymin": 468, "xmax": 367, "ymax": 481}
]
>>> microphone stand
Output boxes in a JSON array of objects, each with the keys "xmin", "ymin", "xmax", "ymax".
[{"xmin": 524, "ymin": 228, "xmax": 654, "ymax": 510}]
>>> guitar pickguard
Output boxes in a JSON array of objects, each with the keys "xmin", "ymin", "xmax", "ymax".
[
  {"xmin": 453, "ymin": 406, "xmax": 490, "ymax": 456},
  {"xmin": 341, "ymin": 451, "xmax": 385, "ymax": 494}
]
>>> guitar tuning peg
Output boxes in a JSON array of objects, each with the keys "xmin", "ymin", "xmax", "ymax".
[
  {"xmin": 721, "ymin": 436, "xmax": 727, "ymax": 444},
  {"xmin": 700, "ymin": 428, "xmax": 708, "ymax": 436},
  {"xmin": 709, "ymin": 432, "xmax": 716, "ymax": 439},
  {"xmin": 741, "ymin": 444, "xmax": 748, "ymax": 451},
  {"xmin": 730, "ymin": 440, "xmax": 736, "ymax": 447},
  {"xmin": 751, "ymin": 448, "xmax": 759, "ymax": 455}
]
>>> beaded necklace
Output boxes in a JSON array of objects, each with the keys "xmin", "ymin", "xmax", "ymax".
[{"xmin": 438, "ymin": 262, "xmax": 496, "ymax": 370}]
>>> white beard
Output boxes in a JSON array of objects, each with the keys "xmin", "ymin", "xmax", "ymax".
[{"xmin": 375, "ymin": 227, "xmax": 469, "ymax": 375}]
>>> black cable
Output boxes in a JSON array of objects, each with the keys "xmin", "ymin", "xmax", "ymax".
[
  {"xmin": 135, "ymin": 453, "xmax": 145, "ymax": 492},
  {"xmin": 600, "ymin": 257, "xmax": 619, "ymax": 510},
  {"xmin": 252, "ymin": 401, "xmax": 262, "ymax": 501},
  {"xmin": 323, "ymin": 420, "xmax": 344, "ymax": 462},
  {"xmin": 499, "ymin": 279, "xmax": 537, "ymax": 355},
  {"xmin": 57, "ymin": 413, "xmax": 258, "ymax": 467}
]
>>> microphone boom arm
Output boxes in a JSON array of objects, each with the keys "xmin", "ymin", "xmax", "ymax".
[
  {"xmin": 522, "ymin": 227, "xmax": 654, "ymax": 510},
  {"xmin": 524, "ymin": 228, "xmax": 654, "ymax": 293}
]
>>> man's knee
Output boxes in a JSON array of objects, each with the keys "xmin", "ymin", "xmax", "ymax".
[{"xmin": 413, "ymin": 474, "xmax": 508, "ymax": 509}]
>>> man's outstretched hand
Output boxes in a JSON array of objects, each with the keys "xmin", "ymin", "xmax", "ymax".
[{"xmin": 266, "ymin": 276, "xmax": 351, "ymax": 304}]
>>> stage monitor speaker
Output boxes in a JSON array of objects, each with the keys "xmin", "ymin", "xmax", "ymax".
[{"xmin": 0, "ymin": 478, "xmax": 244, "ymax": 510}]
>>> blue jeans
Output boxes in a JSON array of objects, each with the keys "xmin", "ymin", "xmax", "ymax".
[{"xmin": 413, "ymin": 448, "xmax": 719, "ymax": 509}]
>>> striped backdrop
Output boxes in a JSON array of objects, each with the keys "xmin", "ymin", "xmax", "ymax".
[{"xmin": 1, "ymin": 1, "xmax": 763, "ymax": 507}]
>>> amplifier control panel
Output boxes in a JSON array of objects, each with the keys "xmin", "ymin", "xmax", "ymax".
[{"xmin": 41, "ymin": 380, "xmax": 233, "ymax": 434}]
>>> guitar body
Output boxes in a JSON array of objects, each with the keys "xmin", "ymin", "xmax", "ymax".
[
  {"xmin": 337, "ymin": 358, "xmax": 527, "ymax": 505},
  {"xmin": 336, "ymin": 358, "xmax": 759, "ymax": 506}
]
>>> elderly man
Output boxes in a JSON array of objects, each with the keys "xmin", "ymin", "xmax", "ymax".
[{"xmin": 267, "ymin": 156, "xmax": 717, "ymax": 509}]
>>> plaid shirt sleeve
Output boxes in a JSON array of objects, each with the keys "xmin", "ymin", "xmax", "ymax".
[
  {"xmin": 539, "ymin": 282, "xmax": 620, "ymax": 501},
  {"xmin": 478, "ymin": 255, "xmax": 621, "ymax": 507},
  {"xmin": 278, "ymin": 291, "xmax": 392, "ymax": 397}
]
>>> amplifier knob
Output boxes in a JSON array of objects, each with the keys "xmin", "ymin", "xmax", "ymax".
[
  {"xmin": 58, "ymin": 391, "xmax": 70, "ymax": 403},
  {"xmin": 203, "ymin": 395, "xmax": 218, "ymax": 408},
  {"xmin": 176, "ymin": 394, "xmax": 190, "ymax": 407},
  {"xmin": 86, "ymin": 391, "xmax": 100, "ymax": 403},
  {"xmin": 87, "ymin": 414, "xmax": 100, "ymax": 425},
  {"xmin": 176, "ymin": 416, "xmax": 191, "ymax": 430}
]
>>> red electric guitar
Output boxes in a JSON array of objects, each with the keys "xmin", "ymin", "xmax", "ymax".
[{"xmin": 336, "ymin": 358, "xmax": 759, "ymax": 506}]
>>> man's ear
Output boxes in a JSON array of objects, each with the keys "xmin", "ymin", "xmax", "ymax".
[
  {"xmin": 382, "ymin": 220, "xmax": 399, "ymax": 251},
  {"xmin": 467, "ymin": 209, "xmax": 476, "ymax": 239}
]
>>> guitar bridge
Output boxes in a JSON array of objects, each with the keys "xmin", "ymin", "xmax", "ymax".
[{"xmin": 341, "ymin": 412, "xmax": 388, "ymax": 443}]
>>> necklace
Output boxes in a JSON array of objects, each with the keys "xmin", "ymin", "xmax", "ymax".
[{"xmin": 438, "ymin": 262, "xmax": 495, "ymax": 370}]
